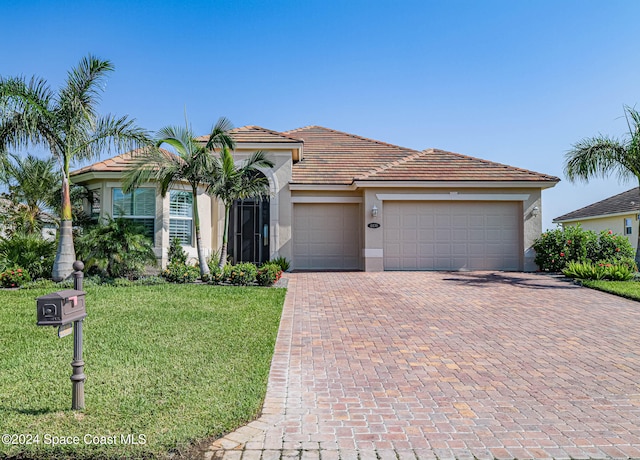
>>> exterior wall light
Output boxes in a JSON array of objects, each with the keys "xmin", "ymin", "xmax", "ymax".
[
  {"xmin": 371, "ymin": 205, "xmax": 378, "ymax": 217},
  {"xmin": 531, "ymin": 206, "xmax": 539, "ymax": 217}
]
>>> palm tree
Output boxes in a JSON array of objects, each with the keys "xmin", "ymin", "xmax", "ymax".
[
  {"xmin": 0, "ymin": 55, "xmax": 151, "ymax": 280},
  {"xmin": 123, "ymin": 117, "xmax": 235, "ymax": 280},
  {"xmin": 564, "ymin": 105, "xmax": 640, "ymax": 263},
  {"xmin": 0, "ymin": 153, "xmax": 59, "ymax": 236},
  {"xmin": 207, "ymin": 147, "xmax": 274, "ymax": 268}
]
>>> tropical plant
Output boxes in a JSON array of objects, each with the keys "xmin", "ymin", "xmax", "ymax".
[
  {"xmin": 0, "ymin": 153, "xmax": 59, "ymax": 236},
  {"xmin": 207, "ymin": 147, "xmax": 274, "ymax": 268},
  {"xmin": 75, "ymin": 216, "xmax": 157, "ymax": 279},
  {"xmin": 270, "ymin": 256, "xmax": 290, "ymax": 272},
  {"xmin": 0, "ymin": 54, "xmax": 152, "ymax": 280},
  {"xmin": 0, "ymin": 232, "xmax": 56, "ymax": 279},
  {"xmin": 563, "ymin": 260, "xmax": 635, "ymax": 281},
  {"xmin": 123, "ymin": 117, "xmax": 235, "ymax": 280},
  {"xmin": 564, "ymin": 105, "xmax": 640, "ymax": 264}
]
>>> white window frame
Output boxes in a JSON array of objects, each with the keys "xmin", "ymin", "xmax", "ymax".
[
  {"xmin": 625, "ymin": 218, "xmax": 633, "ymax": 235},
  {"xmin": 169, "ymin": 190, "xmax": 193, "ymax": 246}
]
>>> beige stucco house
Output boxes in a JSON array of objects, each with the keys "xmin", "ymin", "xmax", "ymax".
[
  {"xmin": 553, "ymin": 188, "xmax": 640, "ymax": 249},
  {"xmin": 71, "ymin": 125, "xmax": 559, "ymax": 271}
]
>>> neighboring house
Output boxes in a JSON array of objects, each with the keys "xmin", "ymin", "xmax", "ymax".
[
  {"xmin": 553, "ymin": 187, "xmax": 640, "ymax": 248},
  {"xmin": 71, "ymin": 125, "xmax": 559, "ymax": 272}
]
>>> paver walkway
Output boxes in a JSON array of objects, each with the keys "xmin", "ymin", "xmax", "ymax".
[{"xmin": 203, "ymin": 272, "xmax": 640, "ymax": 460}]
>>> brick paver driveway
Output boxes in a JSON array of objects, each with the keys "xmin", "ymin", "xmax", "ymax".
[{"xmin": 205, "ymin": 272, "xmax": 640, "ymax": 460}]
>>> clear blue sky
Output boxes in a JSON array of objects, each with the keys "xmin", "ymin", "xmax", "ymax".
[{"xmin": 2, "ymin": 0, "xmax": 639, "ymax": 230}]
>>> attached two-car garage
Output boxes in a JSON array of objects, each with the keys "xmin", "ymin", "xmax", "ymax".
[
  {"xmin": 383, "ymin": 201, "xmax": 522, "ymax": 271},
  {"xmin": 291, "ymin": 199, "xmax": 523, "ymax": 271}
]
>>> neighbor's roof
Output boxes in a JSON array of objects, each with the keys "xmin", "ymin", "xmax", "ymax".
[
  {"xmin": 285, "ymin": 126, "xmax": 560, "ymax": 185},
  {"xmin": 553, "ymin": 188, "xmax": 640, "ymax": 222}
]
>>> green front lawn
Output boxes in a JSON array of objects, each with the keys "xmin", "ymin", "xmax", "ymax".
[
  {"xmin": 581, "ymin": 279, "xmax": 640, "ymax": 301},
  {"xmin": 0, "ymin": 284, "xmax": 286, "ymax": 459}
]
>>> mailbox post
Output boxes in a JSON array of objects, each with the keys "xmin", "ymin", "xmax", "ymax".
[
  {"xmin": 71, "ymin": 261, "xmax": 85, "ymax": 410},
  {"xmin": 35, "ymin": 260, "xmax": 87, "ymax": 410}
]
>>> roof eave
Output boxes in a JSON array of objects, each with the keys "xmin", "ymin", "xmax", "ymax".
[
  {"xmin": 553, "ymin": 210, "xmax": 640, "ymax": 223},
  {"xmin": 353, "ymin": 180, "xmax": 560, "ymax": 189}
]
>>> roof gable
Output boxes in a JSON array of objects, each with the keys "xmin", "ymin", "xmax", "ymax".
[{"xmin": 554, "ymin": 187, "xmax": 640, "ymax": 222}]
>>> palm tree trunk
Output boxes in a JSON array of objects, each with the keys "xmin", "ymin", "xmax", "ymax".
[
  {"xmin": 219, "ymin": 204, "xmax": 231, "ymax": 269},
  {"xmin": 52, "ymin": 176, "xmax": 75, "ymax": 281},
  {"xmin": 192, "ymin": 186, "xmax": 210, "ymax": 280},
  {"xmin": 636, "ymin": 184, "xmax": 640, "ymax": 267}
]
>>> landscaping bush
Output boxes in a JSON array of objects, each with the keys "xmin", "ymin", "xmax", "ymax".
[
  {"xmin": 162, "ymin": 263, "xmax": 200, "ymax": 283},
  {"xmin": 534, "ymin": 225, "xmax": 636, "ymax": 272},
  {"xmin": 0, "ymin": 267, "xmax": 31, "ymax": 288},
  {"xmin": 227, "ymin": 262, "xmax": 257, "ymax": 286},
  {"xmin": 0, "ymin": 232, "xmax": 56, "ymax": 279},
  {"xmin": 256, "ymin": 263, "xmax": 283, "ymax": 286},
  {"xmin": 563, "ymin": 260, "xmax": 635, "ymax": 281}
]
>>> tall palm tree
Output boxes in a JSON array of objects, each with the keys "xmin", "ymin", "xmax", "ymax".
[
  {"xmin": 564, "ymin": 105, "xmax": 640, "ymax": 263},
  {"xmin": 123, "ymin": 117, "xmax": 235, "ymax": 280},
  {"xmin": 0, "ymin": 55, "xmax": 152, "ymax": 280},
  {"xmin": 207, "ymin": 147, "xmax": 274, "ymax": 268},
  {"xmin": 0, "ymin": 153, "xmax": 59, "ymax": 236}
]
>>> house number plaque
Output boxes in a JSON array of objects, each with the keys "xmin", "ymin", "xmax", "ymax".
[{"xmin": 368, "ymin": 223, "xmax": 381, "ymax": 228}]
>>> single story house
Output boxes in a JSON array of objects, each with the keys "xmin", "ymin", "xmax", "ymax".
[
  {"xmin": 553, "ymin": 187, "xmax": 640, "ymax": 248},
  {"xmin": 71, "ymin": 125, "xmax": 559, "ymax": 271}
]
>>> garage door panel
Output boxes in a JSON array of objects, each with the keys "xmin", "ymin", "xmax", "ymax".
[
  {"xmin": 384, "ymin": 201, "xmax": 521, "ymax": 271},
  {"xmin": 293, "ymin": 203, "xmax": 361, "ymax": 270}
]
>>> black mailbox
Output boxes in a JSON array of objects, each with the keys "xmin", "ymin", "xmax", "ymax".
[{"xmin": 36, "ymin": 289, "xmax": 87, "ymax": 326}]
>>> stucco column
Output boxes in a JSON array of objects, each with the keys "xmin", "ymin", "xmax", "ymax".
[{"xmin": 363, "ymin": 189, "xmax": 384, "ymax": 271}]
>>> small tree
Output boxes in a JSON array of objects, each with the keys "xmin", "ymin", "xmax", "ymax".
[
  {"xmin": 0, "ymin": 55, "xmax": 152, "ymax": 280},
  {"xmin": 207, "ymin": 147, "xmax": 274, "ymax": 268},
  {"xmin": 564, "ymin": 105, "xmax": 640, "ymax": 264}
]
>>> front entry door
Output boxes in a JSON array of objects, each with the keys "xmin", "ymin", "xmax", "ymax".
[{"xmin": 229, "ymin": 198, "xmax": 270, "ymax": 265}]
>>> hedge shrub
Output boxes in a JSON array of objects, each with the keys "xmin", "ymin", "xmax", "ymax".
[{"xmin": 534, "ymin": 226, "xmax": 635, "ymax": 272}]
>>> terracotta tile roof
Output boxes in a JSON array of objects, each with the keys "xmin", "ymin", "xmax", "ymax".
[
  {"xmin": 72, "ymin": 125, "xmax": 559, "ymax": 187},
  {"xmin": 71, "ymin": 147, "xmax": 172, "ymax": 175},
  {"xmin": 554, "ymin": 187, "xmax": 640, "ymax": 222},
  {"xmin": 196, "ymin": 125, "xmax": 302, "ymax": 144},
  {"xmin": 285, "ymin": 126, "xmax": 425, "ymax": 185},
  {"xmin": 359, "ymin": 148, "xmax": 560, "ymax": 182},
  {"xmin": 285, "ymin": 126, "xmax": 559, "ymax": 185}
]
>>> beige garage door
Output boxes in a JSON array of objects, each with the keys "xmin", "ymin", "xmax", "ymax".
[
  {"xmin": 384, "ymin": 201, "xmax": 521, "ymax": 271},
  {"xmin": 293, "ymin": 203, "xmax": 361, "ymax": 270}
]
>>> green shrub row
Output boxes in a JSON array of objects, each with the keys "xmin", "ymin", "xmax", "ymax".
[
  {"xmin": 533, "ymin": 226, "xmax": 635, "ymax": 272},
  {"xmin": 210, "ymin": 262, "xmax": 283, "ymax": 286}
]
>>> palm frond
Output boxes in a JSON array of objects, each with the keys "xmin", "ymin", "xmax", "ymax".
[
  {"xmin": 564, "ymin": 137, "xmax": 631, "ymax": 183},
  {"xmin": 205, "ymin": 117, "xmax": 236, "ymax": 151}
]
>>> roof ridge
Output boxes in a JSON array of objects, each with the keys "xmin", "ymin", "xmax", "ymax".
[
  {"xmin": 425, "ymin": 148, "xmax": 559, "ymax": 180},
  {"xmin": 231, "ymin": 125, "xmax": 303, "ymax": 142},
  {"xmin": 355, "ymin": 149, "xmax": 428, "ymax": 180},
  {"xmin": 285, "ymin": 125, "xmax": 421, "ymax": 153}
]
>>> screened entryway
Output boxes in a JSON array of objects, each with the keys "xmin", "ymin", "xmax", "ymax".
[{"xmin": 228, "ymin": 198, "xmax": 270, "ymax": 265}]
